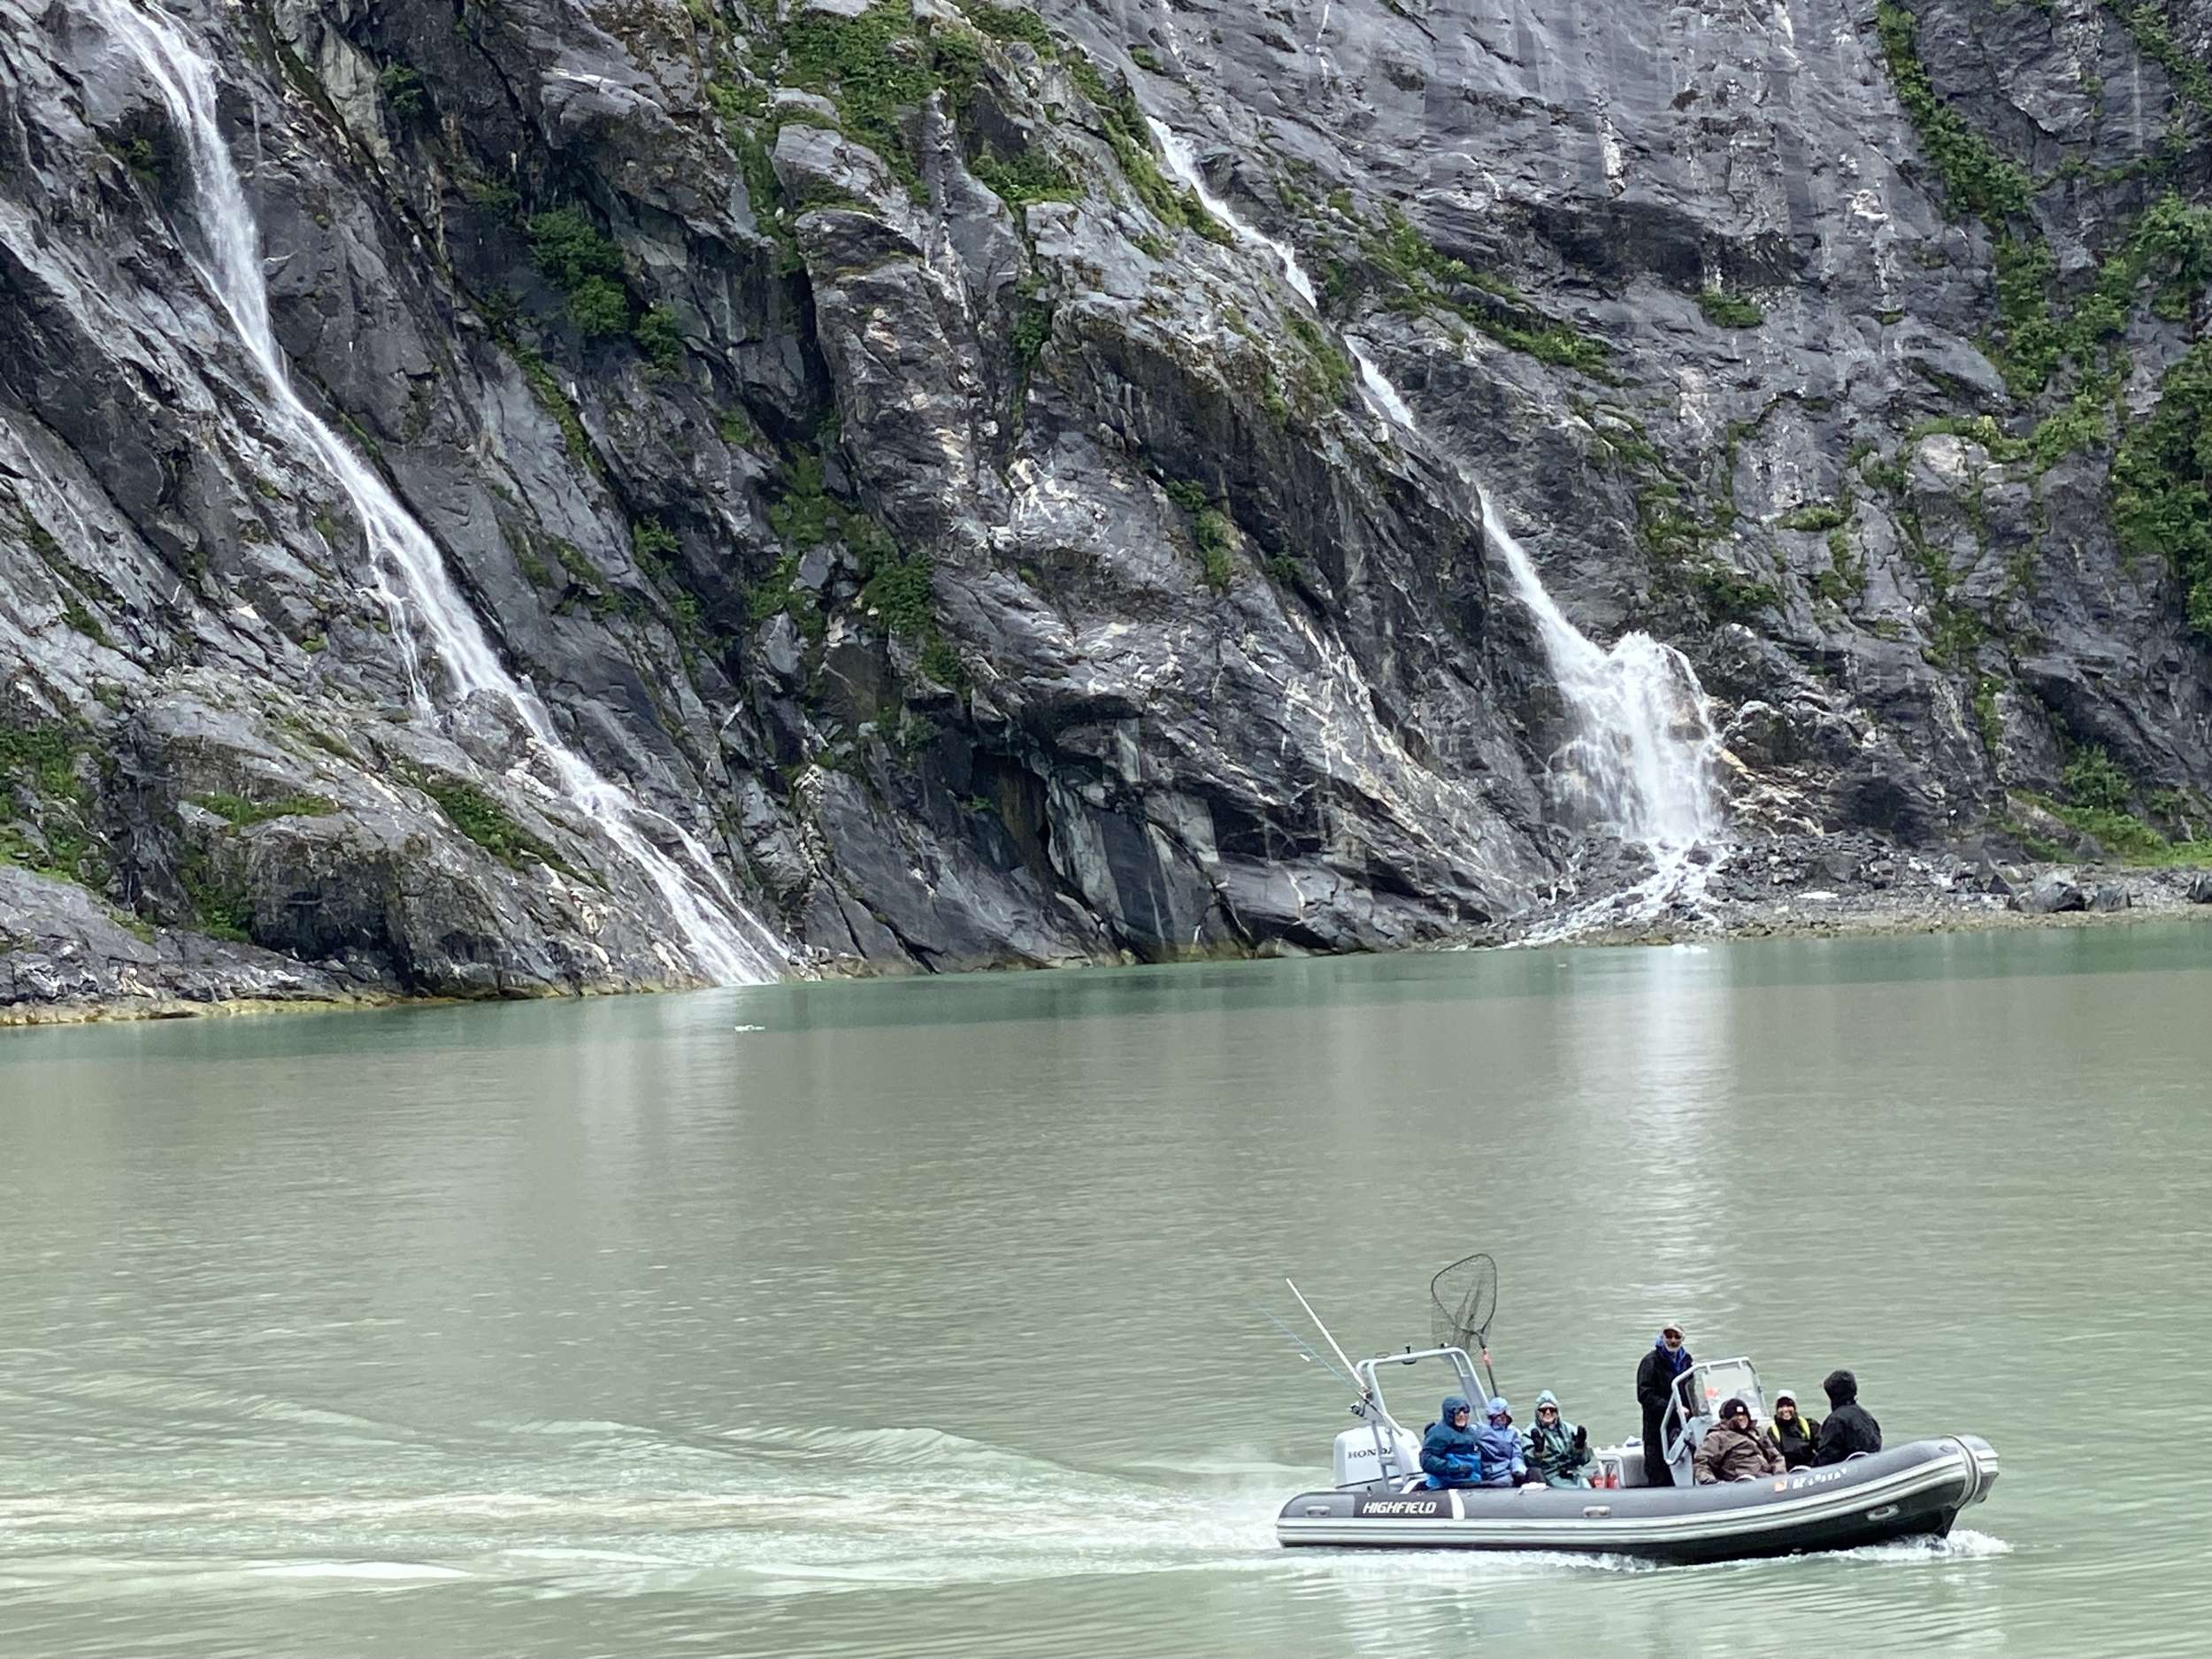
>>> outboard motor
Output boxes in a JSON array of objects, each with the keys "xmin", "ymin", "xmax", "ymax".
[{"xmin": 1333, "ymin": 1423, "xmax": 1422, "ymax": 1490}]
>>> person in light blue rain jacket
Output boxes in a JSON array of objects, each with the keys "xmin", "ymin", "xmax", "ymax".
[
  {"xmin": 1474, "ymin": 1397, "xmax": 1529, "ymax": 1486},
  {"xmin": 1420, "ymin": 1394, "xmax": 1483, "ymax": 1488}
]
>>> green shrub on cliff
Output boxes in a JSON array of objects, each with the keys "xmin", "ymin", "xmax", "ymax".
[
  {"xmin": 1697, "ymin": 289, "xmax": 1763, "ymax": 328},
  {"xmin": 2111, "ymin": 341, "xmax": 2212, "ymax": 634},
  {"xmin": 2063, "ymin": 747, "xmax": 2133, "ymax": 815},
  {"xmin": 526, "ymin": 209, "xmax": 639, "ymax": 339}
]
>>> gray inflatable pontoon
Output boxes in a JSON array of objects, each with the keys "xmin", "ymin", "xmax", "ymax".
[{"xmin": 1277, "ymin": 1348, "xmax": 1999, "ymax": 1564}]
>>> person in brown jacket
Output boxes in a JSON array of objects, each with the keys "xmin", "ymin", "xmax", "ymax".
[{"xmin": 1694, "ymin": 1397, "xmax": 1786, "ymax": 1485}]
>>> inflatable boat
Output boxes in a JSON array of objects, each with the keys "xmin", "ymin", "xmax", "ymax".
[{"xmin": 1275, "ymin": 1346, "xmax": 1999, "ymax": 1563}]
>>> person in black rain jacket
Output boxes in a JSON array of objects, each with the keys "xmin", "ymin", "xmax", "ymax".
[{"xmin": 1813, "ymin": 1368, "xmax": 1883, "ymax": 1465}]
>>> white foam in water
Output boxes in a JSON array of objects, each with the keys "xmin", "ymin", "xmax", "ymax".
[
  {"xmin": 1842, "ymin": 1528, "xmax": 2015, "ymax": 1563},
  {"xmin": 247, "ymin": 1561, "xmax": 473, "ymax": 1582},
  {"xmin": 1146, "ymin": 112, "xmax": 1726, "ymax": 939},
  {"xmin": 81, "ymin": 0, "xmax": 787, "ymax": 986}
]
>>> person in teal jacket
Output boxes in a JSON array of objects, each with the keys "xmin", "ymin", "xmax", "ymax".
[{"xmin": 1523, "ymin": 1388, "xmax": 1594, "ymax": 1487}]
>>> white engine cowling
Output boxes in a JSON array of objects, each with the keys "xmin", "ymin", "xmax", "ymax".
[{"xmin": 1333, "ymin": 1424, "xmax": 1422, "ymax": 1489}]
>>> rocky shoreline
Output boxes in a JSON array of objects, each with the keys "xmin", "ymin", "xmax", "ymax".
[
  {"xmin": 1502, "ymin": 830, "xmax": 2212, "ymax": 947},
  {"xmin": 11, "ymin": 833, "xmax": 2208, "ymax": 1029},
  {"xmin": 0, "ymin": 864, "xmax": 658, "ymax": 1029}
]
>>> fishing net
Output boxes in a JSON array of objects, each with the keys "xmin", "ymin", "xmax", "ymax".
[{"xmin": 1428, "ymin": 1253, "xmax": 1499, "ymax": 1353}]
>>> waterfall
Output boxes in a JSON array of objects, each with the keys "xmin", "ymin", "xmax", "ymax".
[
  {"xmin": 1147, "ymin": 116, "xmax": 1724, "ymax": 923},
  {"xmin": 85, "ymin": 0, "xmax": 787, "ymax": 984}
]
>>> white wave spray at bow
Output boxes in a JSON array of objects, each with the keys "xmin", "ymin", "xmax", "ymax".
[
  {"xmin": 1147, "ymin": 117, "xmax": 1724, "ymax": 933},
  {"xmin": 84, "ymin": 0, "xmax": 786, "ymax": 983}
]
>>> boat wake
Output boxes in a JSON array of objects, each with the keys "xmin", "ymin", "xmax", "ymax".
[{"xmin": 0, "ymin": 1403, "xmax": 2009, "ymax": 1607}]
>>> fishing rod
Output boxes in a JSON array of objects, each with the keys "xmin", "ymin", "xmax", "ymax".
[
  {"xmin": 1251, "ymin": 1302, "xmax": 1361, "ymax": 1397},
  {"xmin": 1286, "ymin": 1278, "xmax": 1373, "ymax": 1406}
]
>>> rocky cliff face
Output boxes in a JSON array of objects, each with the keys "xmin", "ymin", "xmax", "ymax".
[{"xmin": 1, "ymin": 0, "xmax": 2207, "ymax": 1014}]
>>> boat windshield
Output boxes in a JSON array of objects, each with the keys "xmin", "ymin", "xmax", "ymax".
[{"xmin": 1686, "ymin": 1358, "xmax": 1767, "ymax": 1422}]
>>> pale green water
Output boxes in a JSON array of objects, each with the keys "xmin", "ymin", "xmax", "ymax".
[{"xmin": 3, "ymin": 924, "xmax": 2209, "ymax": 1657}]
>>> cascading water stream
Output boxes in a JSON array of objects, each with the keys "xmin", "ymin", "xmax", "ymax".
[
  {"xmin": 84, "ymin": 0, "xmax": 787, "ymax": 984},
  {"xmin": 1147, "ymin": 113, "xmax": 1726, "ymax": 930}
]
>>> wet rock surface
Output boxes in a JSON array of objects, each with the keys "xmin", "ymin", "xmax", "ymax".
[{"xmin": 2, "ymin": 0, "xmax": 2208, "ymax": 1013}]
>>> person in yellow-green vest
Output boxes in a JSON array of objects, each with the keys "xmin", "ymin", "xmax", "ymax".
[{"xmin": 1765, "ymin": 1390, "xmax": 1822, "ymax": 1471}]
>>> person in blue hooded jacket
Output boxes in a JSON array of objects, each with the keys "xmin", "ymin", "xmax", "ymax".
[
  {"xmin": 1474, "ymin": 1397, "xmax": 1529, "ymax": 1486},
  {"xmin": 1420, "ymin": 1394, "xmax": 1483, "ymax": 1487}
]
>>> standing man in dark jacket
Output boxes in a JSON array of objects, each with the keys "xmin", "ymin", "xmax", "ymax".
[
  {"xmin": 1813, "ymin": 1368, "xmax": 1882, "ymax": 1465},
  {"xmin": 1765, "ymin": 1390, "xmax": 1821, "ymax": 1471},
  {"xmin": 1634, "ymin": 1324, "xmax": 1694, "ymax": 1486}
]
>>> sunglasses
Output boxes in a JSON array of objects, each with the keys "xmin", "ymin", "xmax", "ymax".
[{"xmin": 1537, "ymin": 1406, "xmax": 1560, "ymax": 1415}]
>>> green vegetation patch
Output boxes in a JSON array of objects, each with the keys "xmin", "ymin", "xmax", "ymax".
[
  {"xmin": 2110, "ymin": 339, "xmax": 2212, "ymax": 634},
  {"xmin": 1870, "ymin": 2, "xmax": 2067, "ymax": 395},
  {"xmin": 2016, "ymin": 789, "xmax": 2212, "ymax": 866},
  {"xmin": 1877, "ymin": 0, "xmax": 2212, "ymax": 401},
  {"xmin": 526, "ymin": 208, "xmax": 683, "ymax": 364},
  {"xmin": 859, "ymin": 548, "xmax": 935, "ymax": 636},
  {"xmin": 705, "ymin": 78, "xmax": 803, "ymax": 274},
  {"xmin": 2063, "ymin": 745, "xmax": 2133, "ymax": 814},
  {"xmin": 633, "ymin": 305, "xmax": 682, "ymax": 370},
  {"xmin": 1361, "ymin": 210, "xmax": 1611, "ymax": 379},
  {"xmin": 379, "ymin": 63, "xmax": 426, "ymax": 122},
  {"xmin": 193, "ymin": 792, "xmax": 336, "ymax": 827},
  {"xmin": 1164, "ymin": 479, "xmax": 1240, "ymax": 590},
  {"xmin": 526, "ymin": 208, "xmax": 630, "ymax": 338},
  {"xmin": 959, "ymin": 1, "xmax": 1058, "ymax": 56},
  {"xmin": 2108, "ymin": 1, "xmax": 2212, "ymax": 116},
  {"xmin": 1872, "ymin": 3, "xmax": 2032, "ymax": 224},
  {"xmin": 1815, "ymin": 525, "xmax": 1866, "ymax": 604},
  {"xmin": 1972, "ymin": 674, "xmax": 2003, "ymax": 752},
  {"xmin": 1780, "ymin": 502, "xmax": 1849, "ymax": 533},
  {"xmin": 1065, "ymin": 59, "xmax": 1229, "ymax": 242},
  {"xmin": 177, "ymin": 849, "xmax": 253, "ymax": 942},
  {"xmin": 411, "ymin": 772, "xmax": 583, "ymax": 879},
  {"xmin": 510, "ymin": 346, "xmax": 595, "ymax": 467},
  {"xmin": 1697, "ymin": 288, "xmax": 1764, "ymax": 328},
  {"xmin": 1690, "ymin": 564, "xmax": 1779, "ymax": 619},
  {"xmin": 779, "ymin": 0, "xmax": 994, "ymax": 198},
  {"xmin": 1282, "ymin": 313, "xmax": 1354, "ymax": 413},
  {"xmin": 971, "ymin": 143, "xmax": 1080, "ymax": 210},
  {"xmin": 1010, "ymin": 292, "xmax": 1054, "ymax": 365},
  {"xmin": 0, "ymin": 719, "xmax": 101, "ymax": 885}
]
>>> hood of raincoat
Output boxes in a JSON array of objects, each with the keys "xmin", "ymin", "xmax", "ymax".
[
  {"xmin": 1823, "ymin": 1369, "xmax": 1858, "ymax": 1407},
  {"xmin": 1534, "ymin": 1388, "xmax": 1561, "ymax": 1411},
  {"xmin": 1440, "ymin": 1394, "xmax": 1471, "ymax": 1424},
  {"xmin": 1485, "ymin": 1395, "xmax": 1511, "ymax": 1420}
]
